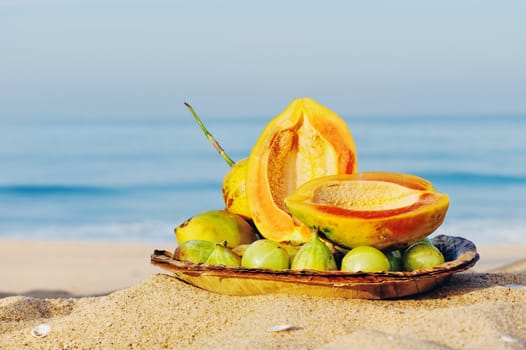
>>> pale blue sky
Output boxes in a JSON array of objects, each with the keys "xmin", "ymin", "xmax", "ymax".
[{"xmin": 1, "ymin": 0, "xmax": 525, "ymax": 119}]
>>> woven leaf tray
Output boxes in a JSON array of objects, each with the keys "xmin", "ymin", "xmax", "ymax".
[{"xmin": 151, "ymin": 234, "xmax": 479, "ymax": 299}]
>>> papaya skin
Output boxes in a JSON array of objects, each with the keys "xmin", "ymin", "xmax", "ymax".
[
  {"xmin": 246, "ymin": 98, "xmax": 358, "ymax": 244},
  {"xmin": 284, "ymin": 172, "xmax": 449, "ymax": 250}
]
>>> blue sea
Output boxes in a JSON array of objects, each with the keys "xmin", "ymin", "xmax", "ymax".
[{"xmin": 1, "ymin": 114, "xmax": 525, "ymax": 246}]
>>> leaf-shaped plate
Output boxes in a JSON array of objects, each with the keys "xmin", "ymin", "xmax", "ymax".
[{"xmin": 150, "ymin": 234, "xmax": 479, "ymax": 299}]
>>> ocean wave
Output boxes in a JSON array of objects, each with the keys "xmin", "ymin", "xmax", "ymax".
[
  {"xmin": 0, "ymin": 185, "xmax": 115, "ymax": 196},
  {"xmin": 0, "ymin": 221, "xmax": 177, "ymax": 243},
  {"xmin": 418, "ymin": 172, "xmax": 526, "ymax": 185},
  {"xmin": 0, "ymin": 182, "xmax": 222, "ymax": 197},
  {"xmin": 2, "ymin": 171, "xmax": 524, "ymax": 198}
]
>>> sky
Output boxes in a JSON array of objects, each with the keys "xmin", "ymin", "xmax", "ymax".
[{"xmin": 1, "ymin": 0, "xmax": 525, "ymax": 119}]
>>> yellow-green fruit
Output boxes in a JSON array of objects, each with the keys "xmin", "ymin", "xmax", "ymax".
[
  {"xmin": 402, "ymin": 242, "xmax": 445, "ymax": 271},
  {"xmin": 206, "ymin": 242, "xmax": 241, "ymax": 267},
  {"xmin": 279, "ymin": 242, "xmax": 302, "ymax": 261},
  {"xmin": 241, "ymin": 239, "xmax": 290, "ymax": 270},
  {"xmin": 291, "ymin": 233, "xmax": 337, "ymax": 271},
  {"xmin": 174, "ymin": 209, "xmax": 258, "ymax": 248},
  {"xmin": 174, "ymin": 240, "xmax": 216, "ymax": 263},
  {"xmin": 232, "ymin": 244, "xmax": 251, "ymax": 257},
  {"xmin": 222, "ymin": 158, "xmax": 251, "ymax": 219},
  {"xmin": 341, "ymin": 246, "xmax": 390, "ymax": 272}
]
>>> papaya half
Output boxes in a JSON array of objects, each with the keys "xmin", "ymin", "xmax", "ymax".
[
  {"xmin": 246, "ymin": 98, "xmax": 358, "ymax": 244},
  {"xmin": 284, "ymin": 172, "xmax": 449, "ymax": 250}
]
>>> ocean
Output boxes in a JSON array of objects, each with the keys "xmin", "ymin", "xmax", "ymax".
[{"xmin": 1, "ymin": 114, "xmax": 525, "ymax": 246}]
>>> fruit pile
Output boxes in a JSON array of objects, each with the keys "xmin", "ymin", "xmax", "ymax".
[{"xmin": 173, "ymin": 98, "xmax": 449, "ymax": 273}]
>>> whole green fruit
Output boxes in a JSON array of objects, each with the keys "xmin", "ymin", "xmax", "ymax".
[
  {"xmin": 386, "ymin": 250, "xmax": 403, "ymax": 271},
  {"xmin": 402, "ymin": 242, "xmax": 445, "ymax": 271},
  {"xmin": 291, "ymin": 233, "xmax": 337, "ymax": 271},
  {"xmin": 232, "ymin": 244, "xmax": 251, "ymax": 257},
  {"xmin": 241, "ymin": 239, "xmax": 290, "ymax": 270},
  {"xmin": 341, "ymin": 246, "xmax": 390, "ymax": 272},
  {"xmin": 206, "ymin": 242, "xmax": 241, "ymax": 267},
  {"xmin": 174, "ymin": 240, "xmax": 216, "ymax": 263},
  {"xmin": 174, "ymin": 209, "xmax": 258, "ymax": 248},
  {"xmin": 279, "ymin": 242, "xmax": 302, "ymax": 260}
]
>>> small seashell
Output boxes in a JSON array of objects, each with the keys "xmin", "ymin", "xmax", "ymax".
[
  {"xmin": 31, "ymin": 323, "xmax": 51, "ymax": 338},
  {"xmin": 266, "ymin": 324, "xmax": 300, "ymax": 332},
  {"xmin": 501, "ymin": 335, "xmax": 518, "ymax": 343},
  {"xmin": 505, "ymin": 284, "xmax": 524, "ymax": 289}
]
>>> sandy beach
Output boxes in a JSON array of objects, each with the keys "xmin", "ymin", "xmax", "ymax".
[{"xmin": 1, "ymin": 239, "xmax": 525, "ymax": 349}]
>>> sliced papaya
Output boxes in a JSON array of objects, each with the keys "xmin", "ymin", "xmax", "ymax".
[
  {"xmin": 284, "ymin": 172, "xmax": 449, "ymax": 250},
  {"xmin": 246, "ymin": 98, "xmax": 358, "ymax": 244}
]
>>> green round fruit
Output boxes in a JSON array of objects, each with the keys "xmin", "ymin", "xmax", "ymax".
[
  {"xmin": 174, "ymin": 209, "xmax": 258, "ymax": 248},
  {"xmin": 206, "ymin": 242, "xmax": 241, "ymax": 267},
  {"xmin": 279, "ymin": 242, "xmax": 302, "ymax": 261},
  {"xmin": 241, "ymin": 239, "xmax": 290, "ymax": 270},
  {"xmin": 174, "ymin": 240, "xmax": 216, "ymax": 263},
  {"xmin": 291, "ymin": 233, "xmax": 337, "ymax": 272},
  {"xmin": 402, "ymin": 242, "xmax": 445, "ymax": 271},
  {"xmin": 341, "ymin": 246, "xmax": 390, "ymax": 272},
  {"xmin": 386, "ymin": 249, "xmax": 403, "ymax": 271},
  {"xmin": 232, "ymin": 244, "xmax": 251, "ymax": 257}
]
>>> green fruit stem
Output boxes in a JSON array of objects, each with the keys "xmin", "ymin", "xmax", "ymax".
[{"xmin": 184, "ymin": 102, "xmax": 235, "ymax": 167}]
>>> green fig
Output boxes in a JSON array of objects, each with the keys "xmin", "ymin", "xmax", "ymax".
[
  {"xmin": 174, "ymin": 209, "xmax": 258, "ymax": 248},
  {"xmin": 174, "ymin": 240, "xmax": 216, "ymax": 263},
  {"xmin": 291, "ymin": 233, "xmax": 337, "ymax": 271},
  {"xmin": 205, "ymin": 242, "xmax": 241, "ymax": 267}
]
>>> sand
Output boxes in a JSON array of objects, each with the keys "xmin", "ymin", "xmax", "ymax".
[
  {"xmin": 0, "ymin": 239, "xmax": 160, "ymax": 298},
  {"xmin": 1, "ymin": 239, "xmax": 525, "ymax": 349}
]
